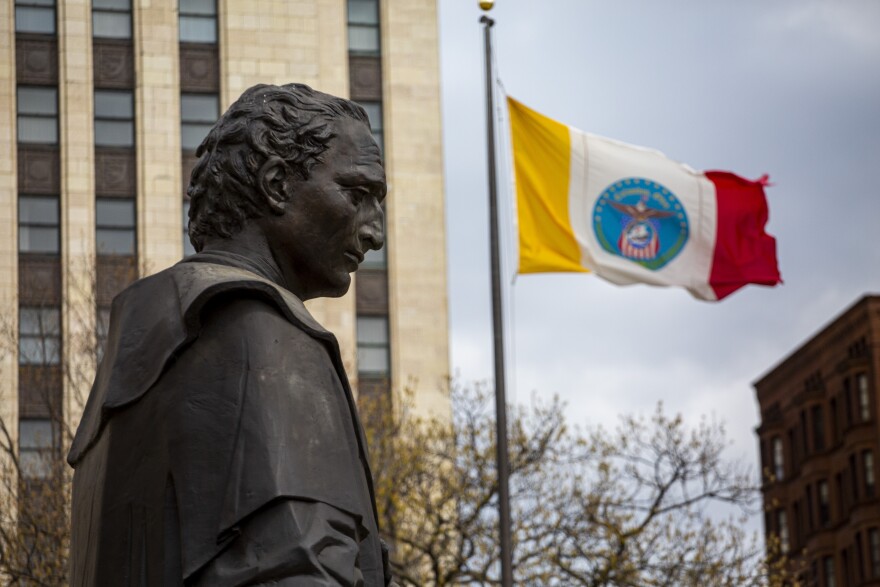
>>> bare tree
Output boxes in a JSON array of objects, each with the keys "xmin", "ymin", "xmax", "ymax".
[
  {"xmin": 0, "ymin": 256, "xmax": 129, "ymax": 586},
  {"xmin": 362, "ymin": 383, "xmax": 801, "ymax": 586}
]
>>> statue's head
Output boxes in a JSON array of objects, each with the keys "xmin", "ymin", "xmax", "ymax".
[{"xmin": 187, "ymin": 83, "xmax": 386, "ymax": 299}]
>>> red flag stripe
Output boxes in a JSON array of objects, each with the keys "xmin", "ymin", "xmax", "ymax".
[{"xmin": 706, "ymin": 171, "xmax": 782, "ymax": 301}]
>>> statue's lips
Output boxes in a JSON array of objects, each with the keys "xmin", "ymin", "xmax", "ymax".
[{"xmin": 344, "ymin": 251, "xmax": 364, "ymax": 266}]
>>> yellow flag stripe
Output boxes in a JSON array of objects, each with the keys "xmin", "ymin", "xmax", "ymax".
[{"xmin": 508, "ymin": 97, "xmax": 587, "ymax": 274}]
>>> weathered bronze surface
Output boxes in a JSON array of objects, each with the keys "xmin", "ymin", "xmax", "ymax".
[{"xmin": 68, "ymin": 83, "xmax": 393, "ymax": 586}]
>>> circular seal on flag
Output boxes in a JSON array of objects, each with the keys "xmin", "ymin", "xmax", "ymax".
[{"xmin": 592, "ymin": 177, "xmax": 689, "ymax": 271}]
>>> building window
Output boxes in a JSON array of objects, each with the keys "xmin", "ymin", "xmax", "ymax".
[
  {"xmin": 17, "ymin": 86, "xmax": 58, "ymax": 145},
  {"xmin": 15, "ymin": 0, "xmax": 56, "ymax": 35},
  {"xmin": 92, "ymin": 0, "xmax": 131, "ymax": 39},
  {"xmin": 356, "ymin": 100, "xmax": 384, "ymax": 155},
  {"xmin": 824, "ymin": 556, "xmax": 836, "ymax": 587},
  {"xmin": 771, "ymin": 436, "xmax": 784, "ymax": 481},
  {"xmin": 812, "ymin": 404, "xmax": 825, "ymax": 452},
  {"xmin": 179, "ymin": 0, "xmax": 217, "ymax": 44},
  {"xmin": 818, "ymin": 479, "xmax": 830, "ymax": 526},
  {"xmin": 96, "ymin": 198, "xmax": 136, "ymax": 255},
  {"xmin": 806, "ymin": 484, "xmax": 815, "ymax": 531},
  {"xmin": 19, "ymin": 195, "xmax": 59, "ymax": 254},
  {"xmin": 182, "ymin": 200, "xmax": 196, "ymax": 257},
  {"xmin": 180, "ymin": 93, "xmax": 218, "ymax": 151},
  {"xmin": 777, "ymin": 509, "xmax": 789, "ymax": 554},
  {"xmin": 857, "ymin": 532, "xmax": 866, "ymax": 581},
  {"xmin": 858, "ymin": 373, "xmax": 871, "ymax": 422},
  {"xmin": 347, "ymin": 0, "xmax": 379, "ymax": 54},
  {"xmin": 870, "ymin": 528, "xmax": 880, "ymax": 578},
  {"xmin": 94, "ymin": 90, "xmax": 134, "ymax": 147},
  {"xmin": 19, "ymin": 307, "xmax": 60, "ymax": 365},
  {"xmin": 357, "ymin": 316, "xmax": 389, "ymax": 377},
  {"xmin": 96, "ymin": 306, "xmax": 111, "ymax": 361},
  {"xmin": 19, "ymin": 419, "xmax": 55, "ymax": 479},
  {"xmin": 865, "ymin": 450, "xmax": 876, "ymax": 497},
  {"xmin": 830, "ymin": 397, "xmax": 839, "ymax": 442},
  {"xmin": 851, "ymin": 453, "xmax": 859, "ymax": 501},
  {"xmin": 845, "ymin": 377, "xmax": 854, "ymax": 426}
]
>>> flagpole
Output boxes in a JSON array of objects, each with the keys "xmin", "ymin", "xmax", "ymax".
[{"xmin": 479, "ymin": 9, "xmax": 514, "ymax": 586}]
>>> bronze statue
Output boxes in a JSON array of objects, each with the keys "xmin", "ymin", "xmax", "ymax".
[{"xmin": 68, "ymin": 83, "xmax": 394, "ymax": 586}]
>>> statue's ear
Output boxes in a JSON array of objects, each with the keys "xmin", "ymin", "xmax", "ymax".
[{"xmin": 257, "ymin": 156, "xmax": 289, "ymax": 215}]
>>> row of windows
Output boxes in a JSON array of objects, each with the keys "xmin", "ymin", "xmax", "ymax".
[
  {"xmin": 19, "ymin": 195, "xmax": 135, "ymax": 256},
  {"xmin": 773, "ymin": 522, "xmax": 880, "ymax": 585},
  {"xmin": 16, "ymin": 86, "xmax": 135, "ymax": 147},
  {"xmin": 771, "ymin": 451, "xmax": 876, "ymax": 556},
  {"xmin": 15, "ymin": 0, "xmax": 217, "ymax": 44},
  {"xmin": 18, "ymin": 304, "xmax": 114, "ymax": 364},
  {"xmin": 765, "ymin": 373, "xmax": 872, "ymax": 482}
]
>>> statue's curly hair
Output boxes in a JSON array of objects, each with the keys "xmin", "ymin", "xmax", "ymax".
[{"xmin": 186, "ymin": 83, "xmax": 370, "ymax": 252}]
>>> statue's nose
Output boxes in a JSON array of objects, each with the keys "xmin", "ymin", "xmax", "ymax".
[{"xmin": 360, "ymin": 201, "xmax": 385, "ymax": 252}]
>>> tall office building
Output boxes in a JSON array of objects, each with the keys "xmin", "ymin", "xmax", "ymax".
[
  {"xmin": 0, "ymin": 0, "xmax": 450, "ymax": 479},
  {"xmin": 755, "ymin": 295, "xmax": 880, "ymax": 586}
]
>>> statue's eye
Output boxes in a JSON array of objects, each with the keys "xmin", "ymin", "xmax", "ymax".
[{"xmin": 346, "ymin": 186, "xmax": 370, "ymax": 201}]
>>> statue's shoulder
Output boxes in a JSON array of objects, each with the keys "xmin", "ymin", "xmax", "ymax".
[{"xmin": 115, "ymin": 261, "xmax": 326, "ymax": 336}]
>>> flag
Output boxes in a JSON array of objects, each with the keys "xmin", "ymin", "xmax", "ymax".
[{"xmin": 508, "ymin": 97, "xmax": 781, "ymax": 301}]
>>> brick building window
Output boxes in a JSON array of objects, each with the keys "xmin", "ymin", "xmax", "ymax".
[
  {"xmin": 18, "ymin": 195, "xmax": 59, "ymax": 254},
  {"xmin": 777, "ymin": 509, "xmax": 789, "ymax": 554},
  {"xmin": 357, "ymin": 316, "xmax": 389, "ymax": 377},
  {"xmin": 92, "ymin": 0, "xmax": 131, "ymax": 39},
  {"xmin": 812, "ymin": 405, "xmax": 825, "ymax": 452},
  {"xmin": 806, "ymin": 484, "xmax": 815, "ymax": 531},
  {"xmin": 347, "ymin": 0, "xmax": 379, "ymax": 54},
  {"xmin": 857, "ymin": 373, "xmax": 871, "ymax": 422},
  {"xmin": 94, "ymin": 90, "xmax": 134, "ymax": 147},
  {"xmin": 772, "ymin": 436, "xmax": 784, "ymax": 481},
  {"xmin": 824, "ymin": 555, "xmax": 837, "ymax": 587},
  {"xmin": 180, "ymin": 93, "xmax": 218, "ymax": 151},
  {"xmin": 857, "ymin": 532, "xmax": 866, "ymax": 581},
  {"xmin": 19, "ymin": 307, "xmax": 60, "ymax": 365},
  {"xmin": 870, "ymin": 528, "xmax": 880, "ymax": 578},
  {"xmin": 830, "ymin": 397, "xmax": 839, "ymax": 442},
  {"xmin": 851, "ymin": 453, "xmax": 859, "ymax": 501},
  {"xmin": 179, "ymin": 0, "xmax": 217, "ymax": 44},
  {"xmin": 96, "ymin": 198, "xmax": 136, "ymax": 255},
  {"xmin": 864, "ymin": 450, "xmax": 875, "ymax": 497},
  {"xmin": 818, "ymin": 479, "xmax": 830, "ymax": 526},
  {"xmin": 15, "ymin": 0, "xmax": 56, "ymax": 35},
  {"xmin": 19, "ymin": 419, "xmax": 55, "ymax": 478},
  {"xmin": 17, "ymin": 86, "xmax": 58, "ymax": 145}
]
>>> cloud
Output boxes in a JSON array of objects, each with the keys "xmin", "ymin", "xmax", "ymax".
[{"xmin": 758, "ymin": 1, "xmax": 880, "ymax": 55}]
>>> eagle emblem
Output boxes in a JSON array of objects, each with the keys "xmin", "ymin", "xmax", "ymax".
[{"xmin": 592, "ymin": 178, "xmax": 689, "ymax": 270}]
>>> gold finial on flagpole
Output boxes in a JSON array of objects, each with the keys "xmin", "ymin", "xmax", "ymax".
[{"xmin": 479, "ymin": 0, "xmax": 494, "ymax": 11}]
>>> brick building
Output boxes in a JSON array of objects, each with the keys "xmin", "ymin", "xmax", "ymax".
[
  {"xmin": 755, "ymin": 295, "xmax": 880, "ymax": 586},
  {"xmin": 0, "ymin": 0, "xmax": 450, "ymax": 478}
]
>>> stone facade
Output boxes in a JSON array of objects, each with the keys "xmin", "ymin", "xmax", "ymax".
[
  {"xmin": 0, "ymin": 0, "xmax": 18, "ymax": 445},
  {"xmin": 57, "ymin": 0, "xmax": 95, "ymax": 428},
  {"xmin": 382, "ymin": 0, "xmax": 449, "ymax": 418},
  {"xmin": 1, "ymin": 0, "xmax": 451, "ymax": 453}
]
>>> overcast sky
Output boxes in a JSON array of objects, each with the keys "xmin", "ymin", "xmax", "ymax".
[{"xmin": 436, "ymin": 0, "xmax": 880, "ymax": 489}]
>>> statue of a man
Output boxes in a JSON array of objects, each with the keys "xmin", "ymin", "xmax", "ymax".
[{"xmin": 68, "ymin": 83, "xmax": 394, "ymax": 586}]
